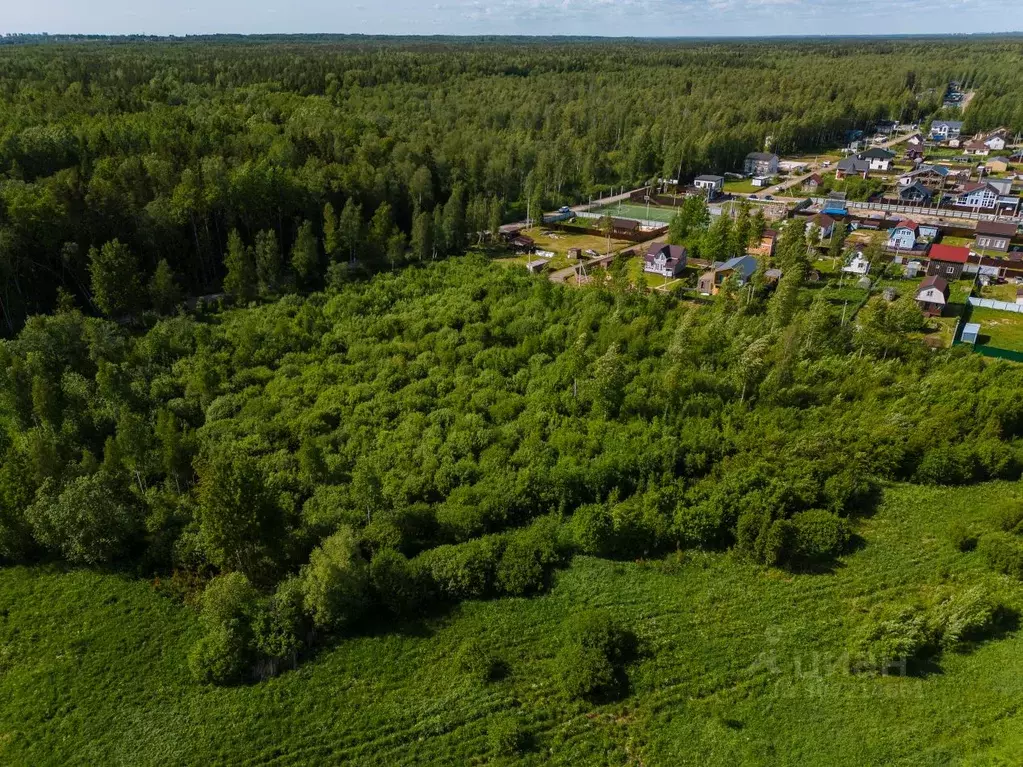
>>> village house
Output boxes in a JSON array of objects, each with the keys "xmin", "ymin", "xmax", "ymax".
[
  {"xmin": 915, "ymin": 275, "xmax": 950, "ymax": 316},
  {"xmin": 986, "ymin": 157, "xmax": 1012, "ymax": 173},
  {"xmin": 898, "ymin": 164, "xmax": 952, "ymax": 187},
  {"xmin": 954, "ymin": 182, "xmax": 1000, "ymax": 211},
  {"xmin": 927, "ymin": 244, "xmax": 970, "ymax": 280},
  {"xmin": 843, "ymin": 252, "xmax": 871, "ymax": 275},
  {"xmin": 905, "ymin": 145, "xmax": 926, "ymax": 162},
  {"xmin": 984, "ymin": 131, "xmax": 1008, "ymax": 152},
  {"xmin": 697, "ymin": 255, "xmax": 758, "ymax": 295},
  {"xmin": 643, "ymin": 243, "xmax": 687, "ymax": 278},
  {"xmin": 898, "ymin": 182, "xmax": 934, "ymax": 204},
  {"xmin": 984, "ymin": 177, "xmax": 1014, "ymax": 196},
  {"xmin": 974, "ymin": 220, "xmax": 1017, "ymax": 253},
  {"xmin": 806, "ymin": 213, "xmax": 836, "ymax": 240},
  {"xmin": 609, "ymin": 217, "xmax": 641, "ymax": 236},
  {"xmin": 744, "ymin": 152, "xmax": 780, "ymax": 177},
  {"xmin": 887, "ymin": 220, "xmax": 920, "ymax": 251},
  {"xmin": 803, "ymin": 173, "xmax": 823, "ymax": 192},
  {"xmin": 835, "ymin": 156, "xmax": 870, "ymax": 180},
  {"xmin": 749, "ymin": 229, "xmax": 778, "ymax": 258},
  {"xmin": 694, "ymin": 175, "xmax": 725, "ymax": 196},
  {"xmin": 963, "ymin": 139, "xmax": 991, "ymax": 157},
  {"xmin": 931, "ymin": 120, "xmax": 963, "ymax": 142},
  {"xmin": 906, "ymin": 133, "xmax": 925, "ymax": 146},
  {"xmin": 859, "ymin": 147, "xmax": 896, "ymax": 171}
]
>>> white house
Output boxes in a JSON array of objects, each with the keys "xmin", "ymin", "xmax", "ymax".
[
  {"xmin": 693, "ymin": 175, "xmax": 725, "ymax": 194},
  {"xmin": 643, "ymin": 243, "xmax": 687, "ymax": 278},
  {"xmin": 931, "ymin": 121, "xmax": 963, "ymax": 141},
  {"xmin": 744, "ymin": 152, "xmax": 779, "ymax": 177},
  {"xmin": 954, "ymin": 183, "xmax": 1000, "ymax": 210},
  {"xmin": 985, "ymin": 134, "xmax": 1008, "ymax": 151},
  {"xmin": 887, "ymin": 221, "xmax": 919, "ymax": 251},
  {"xmin": 842, "ymin": 252, "xmax": 871, "ymax": 275},
  {"xmin": 859, "ymin": 148, "xmax": 896, "ymax": 171}
]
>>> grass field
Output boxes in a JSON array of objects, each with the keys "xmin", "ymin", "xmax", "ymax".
[
  {"xmin": 2, "ymin": 483, "xmax": 1023, "ymax": 765},
  {"xmin": 723, "ymin": 179, "xmax": 761, "ymax": 194},
  {"xmin": 970, "ymin": 306, "xmax": 1023, "ymax": 352},
  {"xmin": 591, "ymin": 201, "xmax": 678, "ymax": 224}
]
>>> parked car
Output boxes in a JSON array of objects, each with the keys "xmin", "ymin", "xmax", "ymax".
[
  {"xmin": 764, "ymin": 195, "xmax": 774, "ymax": 200},
  {"xmin": 749, "ymin": 194, "xmax": 759, "ymax": 200}
]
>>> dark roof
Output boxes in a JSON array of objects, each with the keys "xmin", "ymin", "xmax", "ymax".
[
  {"xmin": 837, "ymin": 157, "xmax": 870, "ymax": 173},
  {"xmin": 917, "ymin": 275, "xmax": 950, "ymax": 296},
  {"xmin": 860, "ymin": 148, "xmax": 895, "ymax": 160},
  {"xmin": 899, "ymin": 182, "xmax": 932, "ymax": 198},
  {"xmin": 976, "ymin": 221, "xmax": 1018, "ymax": 237},
  {"xmin": 763, "ymin": 229, "xmax": 778, "ymax": 239},
  {"xmin": 695, "ymin": 175, "xmax": 725, "ymax": 183},
  {"xmin": 746, "ymin": 152, "xmax": 778, "ymax": 162},
  {"xmin": 611, "ymin": 217, "xmax": 640, "ymax": 231},
  {"xmin": 810, "ymin": 213, "xmax": 835, "ymax": 228},
  {"xmin": 929, "ymin": 244, "xmax": 970, "ymax": 264},
  {"xmin": 645, "ymin": 243, "xmax": 686, "ymax": 262}
]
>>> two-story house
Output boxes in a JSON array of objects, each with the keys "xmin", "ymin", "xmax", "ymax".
[
  {"xmin": 926, "ymin": 244, "xmax": 970, "ymax": 280},
  {"xmin": 644, "ymin": 243, "xmax": 687, "ymax": 278},
  {"xmin": 859, "ymin": 147, "xmax": 896, "ymax": 171},
  {"xmin": 930, "ymin": 120, "xmax": 964, "ymax": 142},
  {"xmin": 743, "ymin": 152, "xmax": 779, "ymax": 177},
  {"xmin": 954, "ymin": 182, "xmax": 1000, "ymax": 211},
  {"xmin": 887, "ymin": 220, "xmax": 919, "ymax": 251}
]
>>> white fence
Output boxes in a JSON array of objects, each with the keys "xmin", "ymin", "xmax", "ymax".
[
  {"xmin": 810, "ymin": 198, "xmax": 1021, "ymax": 223},
  {"xmin": 968, "ymin": 296, "xmax": 1023, "ymax": 313}
]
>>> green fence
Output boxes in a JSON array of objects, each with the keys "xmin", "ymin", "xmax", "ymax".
[{"xmin": 951, "ymin": 302, "xmax": 1023, "ymax": 362}]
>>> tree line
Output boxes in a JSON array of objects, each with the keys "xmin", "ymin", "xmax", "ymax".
[{"xmin": 3, "ymin": 37, "xmax": 1023, "ymax": 329}]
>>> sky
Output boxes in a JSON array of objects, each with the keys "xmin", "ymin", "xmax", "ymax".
[{"xmin": 2, "ymin": 0, "xmax": 1022, "ymax": 38}]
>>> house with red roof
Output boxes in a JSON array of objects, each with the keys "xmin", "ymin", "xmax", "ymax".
[
  {"xmin": 926, "ymin": 244, "xmax": 970, "ymax": 280},
  {"xmin": 802, "ymin": 173, "xmax": 823, "ymax": 191},
  {"xmin": 887, "ymin": 220, "xmax": 920, "ymax": 251}
]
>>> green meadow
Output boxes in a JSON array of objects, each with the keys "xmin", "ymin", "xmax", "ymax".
[{"xmin": 2, "ymin": 481, "xmax": 1021, "ymax": 766}]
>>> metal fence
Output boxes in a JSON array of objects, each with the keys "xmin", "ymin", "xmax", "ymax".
[
  {"xmin": 967, "ymin": 296, "xmax": 1023, "ymax": 313},
  {"xmin": 576, "ymin": 210, "xmax": 670, "ymax": 230}
]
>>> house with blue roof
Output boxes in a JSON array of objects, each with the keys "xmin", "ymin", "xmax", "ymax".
[{"xmin": 697, "ymin": 255, "xmax": 758, "ymax": 296}]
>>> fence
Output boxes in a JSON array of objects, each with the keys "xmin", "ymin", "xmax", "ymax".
[
  {"xmin": 809, "ymin": 198, "xmax": 1021, "ymax": 223},
  {"xmin": 576, "ymin": 210, "xmax": 671, "ymax": 231},
  {"xmin": 967, "ymin": 296, "xmax": 1023, "ymax": 313}
]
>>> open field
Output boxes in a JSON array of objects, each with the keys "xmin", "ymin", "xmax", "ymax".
[
  {"xmin": 970, "ymin": 306, "xmax": 1023, "ymax": 351},
  {"xmin": 724, "ymin": 179, "xmax": 761, "ymax": 194},
  {"xmin": 1, "ymin": 483, "xmax": 1022, "ymax": 765}
]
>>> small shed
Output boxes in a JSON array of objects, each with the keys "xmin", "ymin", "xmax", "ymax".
[
  {"xmin": 905, "ymin": 260, "xmax": 923, "ymax": 278},
  {"xmin": 856, "ymin": 276, "xmax": 872, "ymax": 290},
  {"xmin": 525, "ymin": 260, "xmax": 548, "ymax": 275},
  {"xmin": 567, "ymin": 247, "xmax": 582, "ymax": 260},
  {"xmin": 962, "ymin": 323, "xmax": 981, "ymax": 345}
]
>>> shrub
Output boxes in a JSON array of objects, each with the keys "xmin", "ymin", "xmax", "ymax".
[
  {"xmin": 496, "ymin": 517, "xmax": 563, "ymax": 596},
  {"xmin": 371, "ymin": 548, "xmax": 429, "ymax": 617},
  {"xmin": 995, "ymin": 502, "xmax": 1023, "ymax": 535},
  {"xmin": 977, "ymin": 532, "xmax": 1023, "ymax": 579},
  {"xmin": 572, "ymin": 503, "xmax": 614, "ymax": 556},
  {"xmin": 852, "ymin": 605, "xmax": 934, "ymax": 675},
  {"xmin": 458, "ymin": 638, "xmax": 505, "ymax": 684},
  {"xmin": 188, "ymin": 625, "xmax": 248, "ymax": 685},
  {"xmin": 301, "ymin": 526, "xmax": 370, "ymax": 630},
  {"xmin": 933, "ymin": 587, "xmax": 1004, "ymax": 650},
  {"xmin": 673, "ymin": 501, "xmax": 725, "ymax": 549},
  {"xmin": 488, "ymin": 714, "xmax": 527, "ymax": 756},
  {"xmin": 788, "ymin": 509, "xmax": 851, "ymax": 564},
  {"xmin": 914, "ymin": 446, "xmax": 975, "ymax": 486},
  {"xmin": 200, "ymin": 571, "xmax": 258, "ymax": 634},
  {"xmin": 560, "ymin": 642, "xmax": 616, "ymax": 700},
  {"xmin": 414, "ymin": 535, "xmax": 505, "ymax": 601},
  {"xmin": 559, "ymin": 610, "xmax": 635, "ymax": 700},
  {"xmin": 252, "ymin": 576, "xmax": 307, "ymax": 664},
  {"xmin": 947, "ymin": 521, "xmax": 977, "ymax": 553}
]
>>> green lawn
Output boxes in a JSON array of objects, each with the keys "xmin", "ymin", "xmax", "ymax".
[
  {"xmin": 724, "ymin": 179, "xmax": 761, "ymax": 194},
  {"xmin": 4, "ymin": 484, "xmax": 1022, "ymax": 765},
  {"xmin": 970, "ymin": 306, "xmax": 1023, "ymax": 352}
]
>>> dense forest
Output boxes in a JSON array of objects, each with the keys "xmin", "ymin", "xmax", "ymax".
[
  {"xmin": 3, "ymin": 36, "xmax": 1023, "ymax": 719},
  {"xmin": 3, "ymin": 37, "xmax": 1023, "ymax": 329}
]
